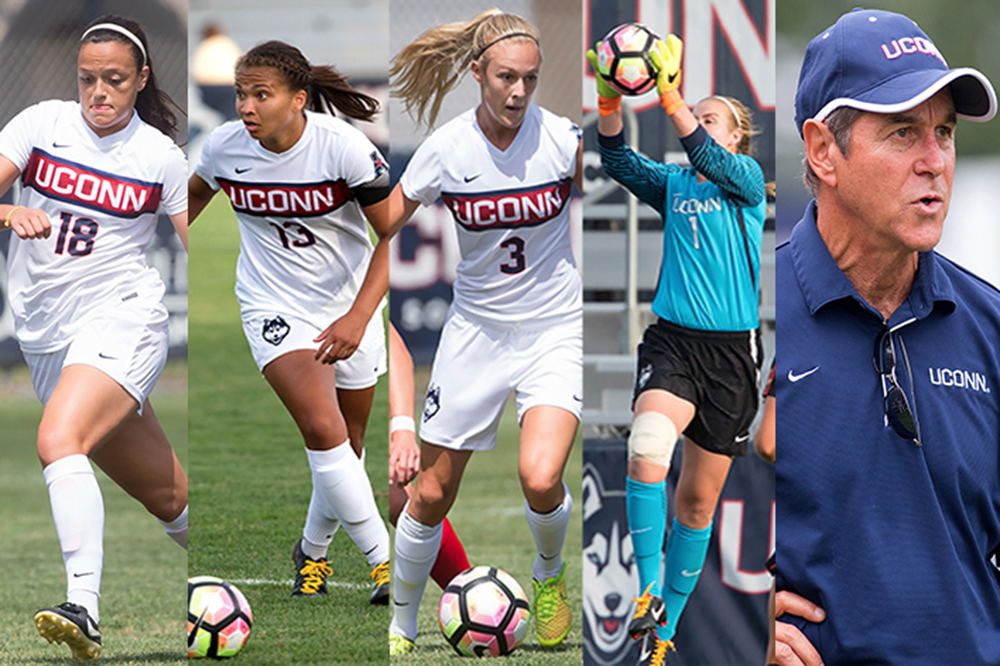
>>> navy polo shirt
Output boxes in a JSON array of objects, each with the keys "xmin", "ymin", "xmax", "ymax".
[{"xmin": 776, "ymin": 202, "xmax": 1000, "ymax": 665}]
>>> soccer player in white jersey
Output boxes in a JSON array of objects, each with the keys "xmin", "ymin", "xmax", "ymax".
[
  {"xmin": 386, "ymin": 9, "xmax": 583, "ymax": 654},
  {"xmin": 0, "ymin": 15, "xmax": 188, "ymax": 663},
  {"xmin": 188, "ymin": 41, "xmax": 393, "ymax": 605}
]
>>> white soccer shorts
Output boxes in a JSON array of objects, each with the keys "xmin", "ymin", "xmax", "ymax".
[
  {"xmin": 24, "ymin": 295, "xmax": 169, "ymax": 410},
  {"xmin": 419, "ymin": 309, "xmax": 582, "ymax": 451},
  {"xmin": 241, "ymin": 309, "xmax": 387, "ymax": 390}
]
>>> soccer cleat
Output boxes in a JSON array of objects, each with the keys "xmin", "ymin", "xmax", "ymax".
[
  {"xmin": 369, "ymin": 561, "xmax": 390, "ymax": 605},
  {"xmin": 531, "ymin": 562, "xmax": 572, "ymax": 648},
  {"xmin": 628, "ymin": 582, "xmax": 667, "ymax": 639},
  {"xmin": 291, "ymin": 538, "xmax": 332, "ymax": 597},
  {"xmin": 34, "ymin": 602, "xmax": 102, "ymax": 663},
  {"xmin": 389, "ymin": 631, "xmax": 415, "ymax": 656},
  {"xmin": 637, "ymin": 631, "xmax": 675, "ymax": 666}
]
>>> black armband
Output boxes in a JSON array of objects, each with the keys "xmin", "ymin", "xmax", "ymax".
[{"xmin": 351, "ymin": 171, "xmax": 390, "ymax": 207}]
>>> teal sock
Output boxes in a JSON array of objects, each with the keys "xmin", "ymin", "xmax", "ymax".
[
  {"xmin": 625, "ymin": 477, "xmax": 667, "ymax": 598},
  {"xmin": 659, "ymin": 518, "xmax": 712, "ymax": 640}
]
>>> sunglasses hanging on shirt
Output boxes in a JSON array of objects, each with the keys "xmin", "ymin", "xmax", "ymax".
[{"xmin": 873, "ymin": 326, "xmax": 922, "ymax": 446}]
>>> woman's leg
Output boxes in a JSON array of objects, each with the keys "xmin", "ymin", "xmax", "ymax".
[
  {"xmin": 658, "ymin": 438, "xmax": 734, "ymax": 640},
  {"xmin": 518, "ymin": 405, "xmax": 577, "ymax": 647},
  {"xmin": 390, "ymin": 442, "xmax": 473, "ymax": 643},
  {"xmin": 263, "ymin": 351, "xmax": 388, "ymax": 596},
  {"xmin": 36, "ymin": 365, "xmax": 142, "ymax": 623},
  {"xmin": 625, "ymin": 389, "xmax": 696, "ymax": 641}
]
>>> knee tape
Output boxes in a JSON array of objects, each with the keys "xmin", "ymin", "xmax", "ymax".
[{"xmin": 628, "ymin": 411, "xmax": 679, "ymax": 467}]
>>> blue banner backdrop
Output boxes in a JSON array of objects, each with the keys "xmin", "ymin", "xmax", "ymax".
[{"xmin": 583, "ymin": 438, "xmax": 774, "ymax": 666}]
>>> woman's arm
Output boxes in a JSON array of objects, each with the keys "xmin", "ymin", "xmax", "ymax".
[
  {"xmin": 572, "ymin": 138, "xmax": 584, "ymax": 194},
  {"xmin": 187, "ymin": 174, "xmax": 218, "ymax": 226},
  {"xmin": 0, "ymin": 154, "xmax": 51, "ymax": 239},
  {"xmin": 314, "ymin": 184, "xmax": 420, "ymax": 363},
  {"xmin": 388, "ymin": 321, "xmax": 420, "ymax": 486},
  {"xmin": 169, "ymin": 211, "xmax": 188, "ymax": 252}
]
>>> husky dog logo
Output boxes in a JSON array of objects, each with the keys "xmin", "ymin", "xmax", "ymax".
[
  {"xmin": 423, "ymin": 384, "xmax": 441, "ymax": 422},
  {"xmin": 583, "ymin": 463, "xmax": 640, "ymax": 665},
  {"xmin": 262, "ymin": 316, "xmax": 290, "ymax": 346}
]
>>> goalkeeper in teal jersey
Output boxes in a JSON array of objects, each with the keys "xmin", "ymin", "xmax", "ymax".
[{"xmin": 588, "ymin": 34, "xmax": 766, "ymax": 665}]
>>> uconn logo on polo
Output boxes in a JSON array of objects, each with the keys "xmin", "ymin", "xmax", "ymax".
[
  {"xmin": 23, "ymin": 149, "xmax": 161, "ymax": 218},
  {"xmin": 929, "ymin": 367, "xmax": 991, "ymax": 393},
  {"xmin": 880, "ymin": 36, "xmax": 947, "ymax": 66},
  {"xmin": 217, "ymin": 177, "xmax": 352, "ymax": 217},
  {"xmin": 441, "ymin": 179, "xmax": 572, "ymax": 231}
]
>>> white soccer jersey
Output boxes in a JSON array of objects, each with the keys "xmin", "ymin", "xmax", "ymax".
[
  {"xmin": 1, "ymin": 100, "xmax": 187, "ymax": 353},
  {"xmin": 400, "ymin": 104, "xmax": 581, "ymax": 323},
  {"xmin": 195, "ymin": 111, "xmax": 387, "ymax": 324}
]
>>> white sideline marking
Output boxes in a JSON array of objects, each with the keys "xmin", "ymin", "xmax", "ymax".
[{"xmin": 231, "ymin": 578, "xmax": 368, "ymax": 590}]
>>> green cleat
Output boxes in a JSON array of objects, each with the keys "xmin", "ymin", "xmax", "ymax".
[
  {"xmin": 531, "ymin": 562, "xmax": 572, "ymax": 648},
  {"xmin": 389, "ymin": 631, "xmax": 415, "ymax": 656}
]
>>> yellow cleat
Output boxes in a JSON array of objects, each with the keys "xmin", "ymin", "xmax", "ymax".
[
  {"xmin": 531, "ymin": 562, "xmax": 572, "ymax": 648},
  {"xmin": 369, "ymin": 561, "xmax": 390, "ymax": 605},
  {"xmin": 389, "ymin": 631, "xmax": 415, "ymax": 656},
  {"xmin": 638, "ymin": 632, "xmax": 675, "ymax": 666},
  {"xmin": 628, "ymin": 582, "xmax": 667, "ymax": 639}
]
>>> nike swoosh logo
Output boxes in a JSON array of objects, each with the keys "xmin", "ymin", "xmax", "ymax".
[
  {"xmin": 787, "ymin": 367, "xmax": 820, "ymax": 383},
  {"xmin": 53, "ymin": 142, "xmax": 71, "ymax": 148},
  {"xmin": 680, "ymin": 569, "xmax": 702, "ymax": 577},
  {"xmin": 188, "ymin": 607, "xmax": 207, "ymax": 648},
  {"xmin": 98, "ymin": 353, "xmax": 117, "ymax": 360},
  {"xmin": 573, "ymin": 395, "xmax": 583, "ymax": 402},
  {"xmin": 364, "ymin": 544, "xmax": 379, "ymax": 555},
  {"xmin": 73, "ymin": 571, "xmax": 94, "ymax": 578},
  {"xmin": 735, "ymin": 434, "xmax": 751, "ymax": 443},
  {"xmin": 235, "ymin": 167, "xmax": 253, "ymax": 174},
  {"xmin": 393, "ymin": 599, "xmax": 409, "ymax": 607},
  {"xmin": 463, "ymin": 174, "xmax": 481, "ymax": 183},
  {"xmin": 631, "ymin": 526, "xmax": 652, "ymax": 535}
]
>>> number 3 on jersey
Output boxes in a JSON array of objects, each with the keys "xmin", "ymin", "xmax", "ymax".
[
  {"xmin": 55, "ymin": 212, "xmax": 99, "ymax": 256},
  {"xmin": 500, "ymin": 236, "xmax": 526, "ymax": 274}
]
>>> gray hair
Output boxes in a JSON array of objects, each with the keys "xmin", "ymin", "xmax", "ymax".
[{"xmin": 803, "ymin": 106, "xmax": 864, "ymax": 197}]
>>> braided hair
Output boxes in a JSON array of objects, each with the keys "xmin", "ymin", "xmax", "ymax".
[
  {"xmin": 236, "ymin": 41, "xmax": 379, "ymax": 122},
  {"xmin": 80, "ymin": 14, "xmax": 180, "ymax": 139}
]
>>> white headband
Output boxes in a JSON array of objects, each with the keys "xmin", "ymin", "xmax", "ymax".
[
  {"xmin": 699, "ymin": 95, "xmax": 742, "ymax": 127},
  {"xmin": 81, "ymin": 23, "xmax": 147, "ymax": 67}
]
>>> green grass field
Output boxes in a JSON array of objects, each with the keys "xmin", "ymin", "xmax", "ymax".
[
  {"xmin": 0, "ymin": 361, "xmax": 188, "ymax": 665},
  {"xmin": 189, "ymin": 195, "xmax": 390, "ymax": 665},
  {"xmin": 190, "ymin": 195, "xmax": 583, "ymax": 665}
]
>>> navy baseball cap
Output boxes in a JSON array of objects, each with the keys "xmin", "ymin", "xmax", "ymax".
[{"xmin": 795, "ymin": 8, "xmax": 996, "ymax": 136}]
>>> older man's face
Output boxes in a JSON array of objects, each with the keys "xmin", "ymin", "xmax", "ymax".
[{"xmin": 834, "ymin": 88, "xmax": 956, "ymax": 254}]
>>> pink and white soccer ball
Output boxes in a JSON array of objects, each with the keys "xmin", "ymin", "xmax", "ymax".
[
  {"xmin": 439, "ymin": 566, "xmax": 531, "ymax": 657},
  {"xmin": 595, "ymin": 23, "xmax": 662, "ymax": 96},
  {"xmin": 188, "ymin": 576, "xmax": 253, "ymax": 658}
]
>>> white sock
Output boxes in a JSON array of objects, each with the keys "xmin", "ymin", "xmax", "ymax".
[
  {"xmin": 44, "ymin": 454, "xmax": 104, "ymax": 623},
  {"xmin": 306, "ymin": 443, "xmax": 389, "ymax": 566},
  {"xmin": 157, "ymin": 505, "xmax": 188, "ymax": 550},
  {"xmin": 390, "ymin": 507, "xmax": 442, "ymax": 641},
  {"xmin": 525, "ymin": 483, "xmax": 572, "ymax": 581},
  {"xmin": 302, "ymin": 486, "xmax": 340, "ymax": 560}
]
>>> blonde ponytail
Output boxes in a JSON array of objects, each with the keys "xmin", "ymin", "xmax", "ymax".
[{"xmin": 390, "ymin": 8, "xmax": 540, "ymax": 129}]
